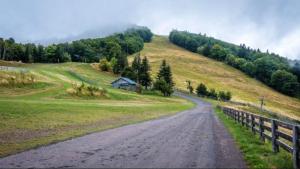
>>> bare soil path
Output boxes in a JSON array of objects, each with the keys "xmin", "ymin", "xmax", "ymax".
[{"xmin": 0, "ymin": 93, "xmax": 246, "ymax": 168}]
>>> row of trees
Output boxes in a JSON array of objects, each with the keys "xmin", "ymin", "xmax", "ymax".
[
  {"xmin": 169, "ymin": 30, "xmax": 300, "ymax": 97},
  {"xmin": 0, "ymin": 26, "xmax": 153, "ymax": 64},
  {"xmin": 196, "ymin": 83, "xmax": 232, "ymax": 101}
]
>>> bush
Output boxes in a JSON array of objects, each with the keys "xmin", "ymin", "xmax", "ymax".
[
  {"xmin": 99, "ymin": 58, "xmax": 111, "ymax": 71},
  {"xmin": 219, "ymin": 91, "xmax": 232, "ymax": 101},
  {"xmin": 0, "ymin": 71, "xmax": 35, "ymax": 87},
  {"xmin": 67, "ymin": 82, "xmax": 107, "ymax": 97},
  {"xmin": 208, "ymin": 88, "xmax": 218, "ymax": 99},
  {"xmin": 196, "ymin": 83, "xmax": 207, "ymax": 96},
  {"xmin": 153, "ymin": 79, "xmax": 173, "ymax": 96}
]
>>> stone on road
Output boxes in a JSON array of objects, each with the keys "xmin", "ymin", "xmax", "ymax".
[{"xmin": 0, "ymin": 93, "xmax": 246, "ymax": 168}]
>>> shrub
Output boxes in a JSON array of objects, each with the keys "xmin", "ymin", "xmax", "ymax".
[
  {"xmin": 196, "ymin": 83, "xmax": 207, "ymax": 96},
  {"xmin": 153, "ymin": 79, "xmax": 173, "ymax": 96},
  {"xmin": 208, "ymin": 88, "xmax": 218, "ymax": 99},
  {"xmin": 67, "ymin": 82, "xmax": 107, "ymax": 97},
  {"xmin": 0, "ymin": 71, "xmax": 35, "ymax": 87},
  {"xmin": 99, "ymin": 58, "xmax": 111, "ymax": 71},
  {"xmin": 219, "ymin": 91, "xmax": 232, "ymax": 101}
]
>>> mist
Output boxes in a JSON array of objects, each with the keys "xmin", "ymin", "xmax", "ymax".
[{"xmin": 1, "ymin": 0, "xmax": 299, "ymax": 59}]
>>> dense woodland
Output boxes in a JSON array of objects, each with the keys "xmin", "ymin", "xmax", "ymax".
[
  {"xmin": 0, "ymin": 26, "xmax": 153, "ymax": 66},
  {"xmin": 169, "ymin": 30, "xmax": 300, "ymax": 97}
]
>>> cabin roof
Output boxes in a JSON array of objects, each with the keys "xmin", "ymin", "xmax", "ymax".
[{"xmin": 111, "ymin": 77, "xmax": 137, "ymax": 85}]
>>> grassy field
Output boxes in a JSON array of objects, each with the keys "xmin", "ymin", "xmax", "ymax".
[
  {"xmin": 0, "ymin": 61, "xmax": 194, "ymax": 157},
  {"xmin": 136, "ymin": 36, "xmax": 300, "ymax": 120}
]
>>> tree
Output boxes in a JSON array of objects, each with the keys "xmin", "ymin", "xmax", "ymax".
[
  {"xmin": 208, "ymin": 88, "xmax": 218, "ymax": 99},
  {"xmin": 132, "ymin": 54, "xmax": 141, "ymax": 82},
  {"xmin": 219, "ymin": 91, "xmax": 232, "ymax": 101},
  {"xmin": 186, "ymin": 80, "xmax": 193, "ymax": 94},
  {"xmin": 210, "ymin": 44, "xmax": 228, "ymax": 61},
  {"xmin": 225, "ymin": 91, "xmax": 232, "ymax": 101},
  {"xmin": 157, "ymin": 59, "xmax": 174, "ymax": 87},
  {"xmin": 44, "ymin": 45, "xmax": 57, "ymax": 63},
  {"xmin": 153, "ymin": 79, "xmax": 173, "ymax": 96},
  {"xmin": 241, "ymin": 62, "xmax": 256, "ymax": 76},
  {"xmin": 196, "ymin": 83, "xmax": 207, "ymax": 96},
  {"xmin": 154, "ymin": 60, "xmax": 174, "ymax": 96},
  {"xmin": 121, "ymin": 67, "xmax": 136, "ymax": 80},
  {"xmin": 112, "ymin": 53, "xmax": 128, "ymax": 74},
  {"xmin": 61, "ymin": 52, "xmax": 71, "ymax": 62},
  {"xmin": 99, "ymin": 58, "xmax": 111, "ymax": 71},
  {"xmin": 139, "ymin": 56, "xmax": 152, "ymax": 89},
  {"xmin": 271, "ymin": 70, "xmax": 299, "ymax": 96},
  {"xmin": 254, "ymin": 56, "xmax": 279, "ymax": 84}
]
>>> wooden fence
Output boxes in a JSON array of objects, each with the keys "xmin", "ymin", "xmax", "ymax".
[{"xmin": 220, "ymin": 106, "xmax": 300, "ymax": 169}]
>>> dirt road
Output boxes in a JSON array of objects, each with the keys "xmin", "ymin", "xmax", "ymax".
[{"xmin": 0, "ymin": 93, "xmax": 246, "ymax": 168}]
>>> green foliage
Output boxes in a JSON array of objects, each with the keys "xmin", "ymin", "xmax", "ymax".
[
  {"xmin": 121, "ymin": 67, "xmax": 136, "ymax": 80},
  {"xmin": 0, "ymin": 26, "xmax": 152, "ymax": 64},
  {"xmin": 121, "ymin": 55, "xmax": 152, "ymax": 89},
  {"xmin": 157, "ymin": 59, "xmax": 174, "ymax": 86},
  {"xmin": 139, "ymin": 56, "xmax": 152, "ymax": 89},
  {"xmin": 196, "ymin": 82, "xmax": 232, "ymax": 101},
  {"xmin": 154, "ymin": 60, "xmax": 174, "ymax": 96},
  {"xmin": 196, "ymin": 83, "xmax": 207, "ymax": 96},
  {"xmin": 67, "ymin": 82, "xmax": 107, "ymax": 97},
  {"xmin": 210, "ymin": 44, "xmax": 228, "ymax": 61},
  {"xmin": 219, "ymin": 91, "xmax": 232, "ymax": 101},
  {"xmin": 208, "ymin": 88, "xmax": 218, "ymax": 99},
  {"xmin": 271, "ymin": 70, "xmax": 299, "ymax": 96},
  {"xmin": 186, "ymin": 80, "xmax": 193, "ymax": 94},
  {"xmin": 169, "ymin": 30, "xmax": 298, "ymax": 97},
  {"xmin": 99, "ymin": 58, "xmax": 111, "ymax": 71},
  {"xmin": 153, "ymin": 79, "xmax": 173, "ymax": 96}
]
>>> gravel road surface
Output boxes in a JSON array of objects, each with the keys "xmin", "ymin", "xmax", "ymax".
[{"xmin": 0, "ymin": 93, "xmax": 246, "ymax": 168}]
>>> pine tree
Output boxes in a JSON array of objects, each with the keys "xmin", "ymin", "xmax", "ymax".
[
  {"xmin": 157, "ymin": 59, "xmax": 174, "ymax": 87},
  {"xmin": 140, "ymin": 56, "xmax": 152, "ymax": 89},
  {"xmin": 154, "ymin": 60, "xmax": 174, "ymax": 96},
  {"xmin": 131, "ymin": 53, "xmax": 141, "ymax": 82}
]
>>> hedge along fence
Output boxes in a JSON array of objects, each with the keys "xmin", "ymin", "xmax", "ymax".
[{"xmin": 220, "ymin": 106, "xmax": 300, "ymax": 169}]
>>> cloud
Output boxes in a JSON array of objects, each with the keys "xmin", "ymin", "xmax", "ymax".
[{"xmin": 0, "ymin": 0, "xmax": 299, "ymax": 59}]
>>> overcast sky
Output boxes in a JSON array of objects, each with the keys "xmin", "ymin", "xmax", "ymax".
[{"xmin": 1, "ymin": 0, "xmax": 300, "ymax": 60}]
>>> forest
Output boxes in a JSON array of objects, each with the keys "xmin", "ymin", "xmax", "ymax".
[
  {"xmin": 0, "ymin": 26, "xmax": 153, "ymax": 65},
  {"xmin": 169, "ymin": 30, "xmax": 300, "ymax": 97}
]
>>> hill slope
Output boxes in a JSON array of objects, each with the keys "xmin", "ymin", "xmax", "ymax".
[
  {"xmin": 138, "ymin": 36, "xmax": 300, "ymax": 120},
  {"xmin": 0, "ymin": 61, "xmax": 193, "ymax": 157}
]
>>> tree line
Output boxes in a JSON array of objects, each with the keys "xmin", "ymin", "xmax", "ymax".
[
  {"xmin": 169, "ymin": 30, "xmax": 300, "ymax": 97},
  {"xmin": 0, "ymin": 26, "xmax": 153, "ymax": 65}
]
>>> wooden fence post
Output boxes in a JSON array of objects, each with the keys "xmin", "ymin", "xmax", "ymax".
[
  {"xmin": 293, "ymin": 126, "xmax": 300, "ymax": 169},
  {"xmin": 271, "ymin": 120, "xmax": 279, "ymax": 153},
  {"xmin": 234, "ymin": 110, "xmax": 237, "ymax": 122},
  {"xmin": 251, "ymin": 114, "xmax": 255, "ymax": 133},
  {"xmin": 259, "ymin": 117, "xmax": 265, "ymax": 142},
  {"xmin": 241, "ymin": 112, "xmax": 244, "ymax": 126},
  {"xmin": 246, "ymin": 113, "xmax": 249, "ymax": 128},
  {"xmin": 237, "ymin": 111, "xmax": 240, "ymax": 123}
]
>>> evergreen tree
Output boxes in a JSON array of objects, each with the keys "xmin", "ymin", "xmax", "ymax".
[
  {"xmin": 154, "ymin": 60, "xmax": 174, "ymax": 96},
  {"xmin": 196, "ymin": 83, "xmax": 207, "ymax": 96},
  {"xmin": 140, "ymin": 56, "xmax": 152, "ymax": 89},
  {"xmin": 157, "ymin": 59, "xmax": 174, "ymax": 86},
  {"xmin": 131, "ymin": 53, "xmax": 141, "ymax": 81}
]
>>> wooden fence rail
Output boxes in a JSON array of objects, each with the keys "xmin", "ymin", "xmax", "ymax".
[{"xmin": 220, "ymin": 106, "xmax": 300, "ymax": 169}]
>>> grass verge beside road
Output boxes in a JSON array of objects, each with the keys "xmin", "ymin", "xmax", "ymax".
[{"xmin": 210, "ymin": 100, "xmax": 293, "ymax": 168}]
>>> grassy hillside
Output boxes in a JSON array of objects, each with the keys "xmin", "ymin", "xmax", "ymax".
[
  {"xmin": 136, "ymin": 36, "xmax": 300, "ymax": 120},
  {"xmin": 0, "ymin": 61, "xmax": 193, "ymax": 157}
]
